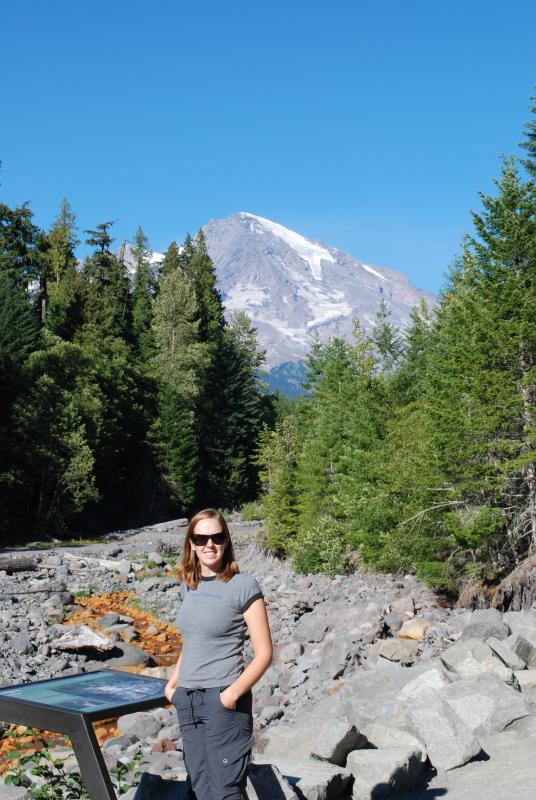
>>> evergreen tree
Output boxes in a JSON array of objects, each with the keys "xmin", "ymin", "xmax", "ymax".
[
  {"xmin": 151, "ymin": 266, "xmax": 207, "ymax": 510},
  {"xmin": 520, "ymin": 92, "xmax": 536, "ymax": 179},
  {"xmin": 80, "ymin": 221, "xmax": 132, "ymax": 341},
  {"xmin": 161, "ymin": 241, "xmax": 182, "ymax": 279},
  {"xmin": 45, "ymin": 200, "xmax": 83, "ymax": 339},
  {"xmin": 372, "ymin": 298, "xmax": 403, "ymax": 374},
  {"xmin": 131, "ymin": 226, "xmax": 154, "ymax": 360}
]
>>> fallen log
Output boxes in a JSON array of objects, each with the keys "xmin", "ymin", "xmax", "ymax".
[{"xmin": 0, "ymin": 556, "xmax": 39, "ymax": 573}]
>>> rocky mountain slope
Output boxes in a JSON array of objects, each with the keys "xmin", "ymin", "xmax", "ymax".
[{"xmin": 204, "ymin": 213, "xmax": 436, "ymax": 368}]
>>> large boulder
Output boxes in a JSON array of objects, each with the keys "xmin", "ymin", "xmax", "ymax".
[
  {"xmin": 509, "ymin": 633, "xmax": 536, "ymax": 668},
  {"xmin": 363, "ymin": 723, "xmax": 426, "ymax": 763},
  {"xmin": 318, "ymin": 634, "xmax": 356, "ymax": 680},
  {"xmin": 440, "ymin": 638, "xmax": 513, "ymax": 682},
  {"xmin": 397, "ymin": 618, "xmax": 429, "ymax": 641},
  {"xmin": 311, "ymin": 719, "xmax": 366, "ymax": 766},
  {"xmin": 346, "ymin": 747, "xmax": 423, "ymax": 800},
  {"xmin": 407, "ymin": 689, "xmax": 481, "ymax": 771},
  {"xmin": 442, "ymin": 674, "xmax": 529, "ymax": 736},
  {"xmin": 486, "ymin": 636, "xmax": 526, "ymax": 670},
  {"xmin": 398, "ymin": 665, "xmax": 450, "ymax": 702},
  {"xmin": 259, "ymin": 757, "xmax": 352, "ymax": 800}
]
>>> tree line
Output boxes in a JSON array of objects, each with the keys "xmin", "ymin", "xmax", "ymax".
[
  {"xmin": 0, "ymin": 209, "xmax": 272, "ymax": 543},
  {"xmin": 257, "ymin": 97, "xmax": 536, "ymax": 590}
]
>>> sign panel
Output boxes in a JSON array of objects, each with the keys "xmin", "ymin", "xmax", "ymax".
[{"xmin": 0, "ymin": 670, "xmax": 165, "ymax": 714}]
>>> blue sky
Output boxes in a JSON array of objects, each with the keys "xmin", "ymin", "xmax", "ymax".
[{"xmin": 2, "ymin": 0, "xmax": 535, "ymax": 293}]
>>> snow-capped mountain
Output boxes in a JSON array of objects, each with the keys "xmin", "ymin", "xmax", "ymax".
[{"xmin": 203, "ymin": 212, "xmax": 436, "ymax": 369}]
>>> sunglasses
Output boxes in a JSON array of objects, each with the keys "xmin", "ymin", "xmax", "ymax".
[{"xmin": 190, "ymin": 532, "xmax": 227, "ymax": 546}]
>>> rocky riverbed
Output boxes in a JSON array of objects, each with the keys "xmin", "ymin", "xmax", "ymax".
[{"xmin": 1, "ymin": 518, "xmax": 536, "ymax": 799}]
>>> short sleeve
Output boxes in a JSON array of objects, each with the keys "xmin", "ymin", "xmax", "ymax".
[{"xmin": 236, "ymin": 575, "xmax": 264, "ymax": 614}]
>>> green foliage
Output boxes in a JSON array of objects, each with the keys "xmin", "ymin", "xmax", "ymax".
[
  {"xmin": 2, "ymin": 729, "xmax": 145, "ymax": 798},
  {"xmin": 239, "ymin": 498, "xmax": 265, "ymax": 521},
  {"xmin": 292, "ymin": 514, "xmax": 347, "ymax": 576}
]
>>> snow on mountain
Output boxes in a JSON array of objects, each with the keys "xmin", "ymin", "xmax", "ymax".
[{"xmin": 203, "ymin": 212, "xmax": 436, "ymax": 369}]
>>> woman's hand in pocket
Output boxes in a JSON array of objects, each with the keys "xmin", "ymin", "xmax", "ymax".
[
  {"xmin": 219, "ymin": 687, "xmax": 238, "ymax": 710},
  {"xmin": 164, "ymin": 684, "xmax": 176, "ymax": 703}
]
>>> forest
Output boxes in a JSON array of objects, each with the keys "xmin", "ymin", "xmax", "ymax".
[
  {"xmin": 0, "ymin": 215, "xmax": 273, "ymax": 542},
  {"xmin": 256, "ymin": 98, "xmax": 536, "ymax": 591},
  {"xmin": 1, "ymin": 97, "xmax": 536, "ymax": 595}
]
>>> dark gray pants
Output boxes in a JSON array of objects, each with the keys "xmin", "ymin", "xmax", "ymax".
[{"xmin": 174, "ymin": 686, "xmax": 254, "ymax": 800}]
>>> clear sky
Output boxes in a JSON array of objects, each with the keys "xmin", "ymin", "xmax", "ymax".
[{"xmin": 2, "ymin": 0, "xmax": 535, "ymax": 293}]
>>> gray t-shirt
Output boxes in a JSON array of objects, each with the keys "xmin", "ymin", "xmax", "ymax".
[{"xmin": 176, "ymin": 573, "xmax": 264, "ymax": 689}]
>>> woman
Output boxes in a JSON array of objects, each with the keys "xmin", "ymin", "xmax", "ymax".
[{"xmin": 165, "ymin": 509, "xmax": 273, "ymax": 800}]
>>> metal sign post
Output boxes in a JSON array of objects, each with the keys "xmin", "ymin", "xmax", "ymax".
[{"xmin": 0, "ymin": 669, "xmax": 168, "ymax": 800}]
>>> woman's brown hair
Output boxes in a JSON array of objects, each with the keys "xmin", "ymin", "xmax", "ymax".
[{"xmin": 177, "ymin": 508, "xmax": 239, "ymax": 590}]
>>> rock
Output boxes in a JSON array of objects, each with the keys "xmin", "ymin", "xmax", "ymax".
[
  {"xmin": 346, "ymin": 746, "xmax": 423, "ymax": 799},
  {"xmin": 363, "ymin": 723, "xmax": 426, "ymax": 763},
  {"xmin": 486, "ymin": 636, "xmax": 526, "ymax": 670},
  {"xmin": 101, "ymin": 642, "xmax": 153, "ymax": 667},
  {"xmin": 503, "ymin": 610, "xmax": 536, "ymax": 636},
  {"xmin": 311, "ymin": 719, "xmax": 366, "ymax": 766},
  {"xmin": 392, "ymin": 596, "xmax": 415, "ymax": 618},
  {"xmin": 318, "ymin": 634, "xmax": 355, "ymax": 680},
  {"xmin": 292, "ymin": 613, "xmax": 330, "ymax": 643},
  {"xmin": 11, "ymin": 634, "xmax": 33, "ymax": 655},
  {"xmin": 147, "ymin": 552, "xmax": 167, "ymax": 566},
  {"xmin": 384, "ymin": 611, "xmax": 403, "ymax": 635},
  {"xmin": 103, "ymin": 734, "xmax": 140, "ymax": 754},
  {"xmin": 278, "ymin": 667, "xmax": 308, "ymax": 693},
  {"xmin": 509, "ymin": 633, "xmax": 536, "ymax": 668},
  {"xmin": 398, "ymin": 666, "xmax": 450, "ymax": 702},
  {"xmin": 440, "ymin": 638, "xmax": 513, "ymax": 682},
  {"xmin": 0, "ymin": 786, "xmax": 31, "ymax": 799},
  {"xmin": 117, "ymin": 711, "xmax": 164, "ymax": 740},
  {"xmin": 515, "ymin": 670, "xmax": 536, "ymax": 691},
  {"xmin": 442, "ymin": 673, "xmax": 529, "ymax": 736},
  {"xmin": 397, "ymin": 618, "xmax": 430, "ymax": 641},
  {"xmin": 460, "ymin": 609, "xmax": 510, "ymax": 641},
  {"xmin": 96, "ymin": 612, "xmax": 120, "ymax": 628},
  {"xmin": 372, "ymin": 639, "xmax": 419, "ymax": 663},
  {"xmin": 407, "ymin": 689, "xmax": 481, "ymax": 771},
  {"xmin": 276, "ymin": 641, "xmax": 304, "ymax": 664},
  {"xmin": 52, "ymin": 625, "xmax": 115, "ymax": 653},
  {"xmin": 260, "ymin": 757, "xmax": 352, "ymax": 800}
]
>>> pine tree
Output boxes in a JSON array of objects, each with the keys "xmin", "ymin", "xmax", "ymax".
[
  {"xmin": 151, "ymin": 266, "xmax": 207, "ymax": 510},
  {"xmin": 80, "ymin": 221, "xmax": 132, "ymax": 341},
  {"xmin": 372, "ymin": 298, "xmax": 403, "ymax": 374},
  {"xmin": 520, "ymin": 92, "xmax": 536, "ymax": 179},
  {"xmin": 161, "ymin": 241, "xmax": 182, "ymax": 279},
  {"xmin": 131, "ymin": 226, "xmax": 155, "ymax": 360},
  {"xmin": 45, "ymin": 200, "xmax": 83, "ymax": 339}
]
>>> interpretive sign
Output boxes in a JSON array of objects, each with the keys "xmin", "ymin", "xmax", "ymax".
[{"xmin": 0, "ymin": 669, "xmax": 168, "ymax": 799}]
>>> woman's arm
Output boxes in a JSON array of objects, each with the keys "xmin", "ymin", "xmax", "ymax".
[
  {"xmin": 220, "ymin": 598, "xmax": 273, "ymax": 709},
  {"xmin": 164, "ymin": 652, "xmax": 182, "ymax": 703}
]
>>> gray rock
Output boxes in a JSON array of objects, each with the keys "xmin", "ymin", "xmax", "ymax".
[
  {"xmin": 515, "ymin": 670, "xmax": 536, "ymax": 691},
  {"xmin": 147, "ymin": 552, "xmax": 167, "ymax": 566},
  {"xmin": 96, "ymin": 612, "xmax": 120, "ymax": 628},
  {"xmin": 510, "ymin": 633, "xmax": 536, "ymax": 668},
  {"xmin": 371, "ymin": 638, "xmax": 419, "ymax": 664},
  {"xmin": 363, "ymin": 723, "xmax": 426, "ymax": 763},
  {"xmin": 398, "ymin": 666, "xmax": 450, "ymax": 702},
  {"xmin": 442, "ymin": 673, "xmax": 529, "ymax": 736},
  {"xmin": 486, "ymin": 636, "xmax": 526, "ymax": 670},
  {"xmin": 0, "ymin": 786, "xmax": 31, "ymax": 799},
  {"xmin": 260, "ymin": 756, "xmax": 352, "ymax": 800},
  {"xmin": 311, "ymin": 719, "xmax": 366, "ymax": 766},
  {"xmin": 11, "ymin": 634, "xmax": 33, "ymax": 655},
  {"xmin": 101, "ymin": 642, "xmax": 153, "ymax": 667},
  {"xmin": 461, "ymin": 619, "xmax": 510, "ymax": 642},
  {"xmin": 293, "ymin": 613, "xmax": 330, "ymax": 643},
  {"xmin": 117, "ymin": 711, "xmax": 164, "ymax": 740},
  {"xmin": 346, "ymin": 746, "xmax": 423, "ymax": 799},
  {"xmin": 318, "ymin": 634, "xmax": 355, "ymax": 680},
  {"xmin": 441, "ymin": 638, "xmax": 513, "ymax": 682},
  {"xmin": 407, "ymin": 689, "xmax": 481, "ymax": 771},
  {"xmin": 277, "ymin": 641, "xmax": 304, "ymax": 663}
]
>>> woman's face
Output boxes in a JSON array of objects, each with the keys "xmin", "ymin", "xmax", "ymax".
[{"xmin": 190, "ymin": 516, "xmax": 227, "ymax": 575}]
